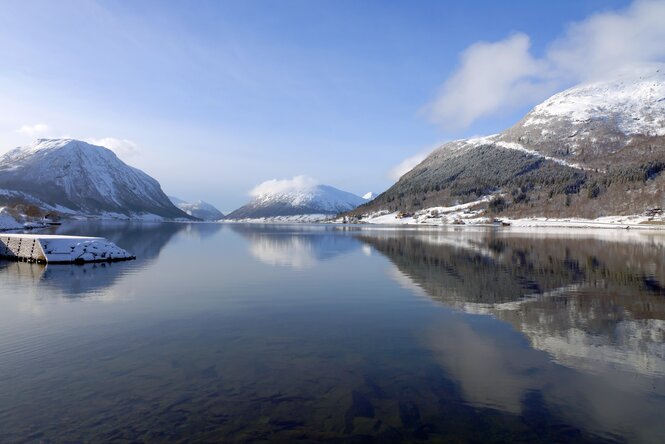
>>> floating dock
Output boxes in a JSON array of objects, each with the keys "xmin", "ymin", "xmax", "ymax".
[{"xmin": 0, "ymin": 234, "xmax": 135, "ymax": 264}]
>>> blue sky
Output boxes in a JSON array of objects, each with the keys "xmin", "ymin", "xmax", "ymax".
[{"xmin": 0, "ymin": 0, "xmax": 653, "ymax": 211}]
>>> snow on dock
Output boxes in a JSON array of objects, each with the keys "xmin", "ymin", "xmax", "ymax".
[{"xmin": 0, "ymin": 234, "xmax": 135, "ymax": 264}]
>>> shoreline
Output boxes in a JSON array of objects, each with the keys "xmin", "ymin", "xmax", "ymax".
[
  {"xmin": 338, "ymin": 205, "xmax": 665, "ymax": 231},
  {"xmin": 222, "ymin": 217, "xmax": 665, "ymax": 231},
  {"xmin": 5, "ymin": 215, "xmax": 665, "ymax": 233},
  {"xmin": 348, "ymin": 219, "xmax": 665, "ymax": 231}
]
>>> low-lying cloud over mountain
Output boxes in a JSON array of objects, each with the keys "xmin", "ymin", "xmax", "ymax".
[
  {"xmin": 86, "ymin": 137, "xmax": 139, "ymax": 158},
  {"xmin": 17, "ymin": 123, "xmax": 51, "ymax": 138},
  {"xmin": 249, "ymin": 175, "xmax": 319, "ymax": 197},
  {"xmin": 226, "ymin": 175, "xmax": 365, "ymax": 219}
]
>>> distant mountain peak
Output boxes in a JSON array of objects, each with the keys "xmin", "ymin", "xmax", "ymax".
[
  {"xmin": 227, "ymin": 180, "xmax": 365, "ymax": 219},
  {"xmin": 169, "ymin": 196, "xmax": 224, "ymax": 221},
  {"xmin": 363, "ymin": 192, "xmax": 377, "ymax": 200}
]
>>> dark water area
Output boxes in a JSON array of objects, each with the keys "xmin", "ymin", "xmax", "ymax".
[{"xmin": 0, "ymin": 222, "xmax": 664, "ymax": 443}]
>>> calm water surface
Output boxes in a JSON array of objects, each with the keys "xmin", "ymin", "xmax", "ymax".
[{"xmin": 0, "ymin": 222, "xmax": 664, "ymax": 443}]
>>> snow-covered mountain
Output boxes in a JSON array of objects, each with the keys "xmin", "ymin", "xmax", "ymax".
[
  {"xmin": 362, "ymin": 192, "xmax": 377, "ymax": 200},
  {"xmin": 500, "ymin": 64, "xmax": 665, "ymax": 169},
  {"xmin": 0, "ymin": 139, "xmax": 190, "ymax": 220},
  {"xmin": 520, "ymin": 67, "xmax": 665, "ymax": 137},
  {"xmin": 355, "ymin": 66, "xmax": 665, "ymax": 218},
  {"xmin": 226, "ymin": 181, "xmax": 365, "ymax": 219},
  {"xmin": 169, "ymin": 196, "xmax": 224, "ymax": 221}
]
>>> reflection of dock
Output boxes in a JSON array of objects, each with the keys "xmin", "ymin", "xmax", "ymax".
[
  {"xmin": 0, "ymin": 234, "xmax": 134, "ymax": 263},
  {"xmin": 0, "ymin": 257, "xmax": 133, "ymax": 298}
]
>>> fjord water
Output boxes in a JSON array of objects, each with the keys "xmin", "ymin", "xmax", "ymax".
[{"xmin": 0, "ymin": 223, "xmax": 664, "ymax": 443}]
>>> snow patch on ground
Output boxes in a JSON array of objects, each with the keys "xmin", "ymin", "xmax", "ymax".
[
  {"xmin": 0, "ymin": 208, "xmax": 22, "ymax": 230},
  {"xmin": 460, "ymin": 136, "xmax": 590, "ymax": 171},
  {"xmin": 493, "ymin": 141, "xmax": 588, "ymax": 170},
  {"xmin": 350, "ymin": 198, "xmax": 665, "ymax": 230},
  {"xmin": 357, "ymin": 197, "xmax": 492, "ymax": 225},
  {"xmin": 501, "ymin": 215, "xmax": 659, "ymax": 229},
  {"xmin": 0, "ymin": 207, "xmax": 49, "ymax": 231}
]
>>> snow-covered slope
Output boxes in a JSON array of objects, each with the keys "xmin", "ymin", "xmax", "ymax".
[
  {"xmin": 501, "ymin": 65, "xmax": 665, "ymax": 168},
  {"xmin": 0, "ymin": 208, "xmax": 21, "ymax": 230},
  {"xmin": 363, "ymin": 192, "xmax": 377, "ymax": 200},
  {"xmin": 0, "ymin": 139, "xmax": 190, "ymax": 220},
  {"xmin": 227, "ymin": 184, "xmax": 365, "ymax": 219},
  {"xmin": 169, "ymin": 196, "xmax": 224, "ymax": 221},
  {"xmin": 524, "ymin": 66, "xmax": 665, "ymax": 136}
]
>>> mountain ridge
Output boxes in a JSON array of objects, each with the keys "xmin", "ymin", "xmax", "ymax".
[{"xmin": 169, "ymin": 196, "xmax": 224, "ymax": 221}]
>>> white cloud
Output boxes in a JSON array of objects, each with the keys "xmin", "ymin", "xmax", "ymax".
[
  {"xmin": 428, "ymin": 0, "xmax": 665, "ymax": 130},
  {"xmin": 388, "ymin": 151, "xmax": 430, "ymax": 181},
  {"xmin": 87, "ymin": 137, "xmax": 139, "ymax": 158},
  {"xmin": 250, "ymin": 175, "xmax": 318, "ymax": 197},
  {"xmin": 428, "ymin": 33, "xmax": 547, "ymax": 130},
  {"xmin": 16, "ymin": 123, "xmax": 51, "ymax": 137},
  {"xmin": 548, "ymin": 0, "xmax": 665, "ymax": 80}
]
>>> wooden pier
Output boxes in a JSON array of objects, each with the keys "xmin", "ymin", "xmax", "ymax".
[{"xmin": 0, "ymin": 234, "xmax": 135, "ymax": 264}]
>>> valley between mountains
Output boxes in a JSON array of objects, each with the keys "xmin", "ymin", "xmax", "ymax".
[{"xmin": 1, "ymin": 66, "xmax": 665, "ymax": 229}]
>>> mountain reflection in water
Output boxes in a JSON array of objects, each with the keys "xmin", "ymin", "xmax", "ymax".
[
  {"xmin": 356, "ymin": 229, "xmax": 665, "ymax": 377},
  {"xmin": 356, "ymin": 229, "xmax": 665, "ymax": 442},
  {"xmin": 229, "ymin": 223, "xmax": 361, "ymax": 268}
]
